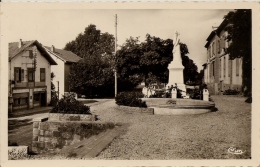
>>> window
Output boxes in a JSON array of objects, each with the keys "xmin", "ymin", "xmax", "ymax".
[
  {"xmin": 208, "ymin": 46, "xmax": 211, "ymax": 58},
  {"xmin": 224, "ymin": 56, "xmax": 226, "ymax": 77},
  {"xmin": 212, "ymin": 42, "xmax": 215, "ymax": 56},
  {"xmin": 34, "ymin": 93, "xmax": 40, "ymax": 102},
  {"xmin": 212, "ymin": 61, "xmax": 215, "ymax": 77},
  {"xmin": 40, "ymin": 68, "xmax": 46, "ymax": 82},
  {"xmin": 220, "ymin": 58, "xmax": 221, "ymax": 78},
  {"xmin": 221, "ymin": 36, "xmax": 225, "ymax": 49},
  {"xmin": 28, "ymin": 68, "xmax": 34, "ymax": 82},
  {"xmin": 14, "ymin": 67, "xmax": 24, "ymax": 82},
  {"xmin": 13, "ymin": 97, "xmax": 27, "ymax": 106},
  {"xmin": 218, "ymin": 40, "xmax": 220, "ymax": 53},
  {"xmin": 228, "ymin": 59, "xmax": 232, "ymax": 77},
  {"xmin": 236, "ymin": 58, "xmax": 239, "ymax": 76}
]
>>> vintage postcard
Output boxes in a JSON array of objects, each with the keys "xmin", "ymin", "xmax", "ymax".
[{"xmin": 0, "ymin": 2, "xmax": 259, "ymax": 167}]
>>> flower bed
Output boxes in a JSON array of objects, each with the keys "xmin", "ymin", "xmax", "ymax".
[
  {"xmin": 50, "ymin": 94, "xmax": 91, "ymax": 115},
  {"xmin": 115, "ymin": 92, "xmax": 147, "ymax": 108}
]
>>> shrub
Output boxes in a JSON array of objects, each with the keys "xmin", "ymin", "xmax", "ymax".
[
  {"xmin": 8, "ymin": 140, "xmax": 18, "ymax": 146},
  {"xmin": 223, "ymin": 89, "xmax": 240, "ymax": 95},
  {"xmin": 189, "ymin": 89, "xmax": 202, "ymax": 100},
  {"xmin": 50, "ymin": 94, "xmax": 91, "ymax": 114},
  {"xmin": 115, "ymin": 92, "xmax": 147, "ymax": 108}
]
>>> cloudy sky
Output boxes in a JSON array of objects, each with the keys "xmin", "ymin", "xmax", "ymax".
[{"xmin": 2, "ymin": 4, "xmax": 232, "ymax": 70}]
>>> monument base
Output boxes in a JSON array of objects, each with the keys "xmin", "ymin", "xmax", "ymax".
[{"xmin": 167, "ymin": 83, "xmax": 186, "ymax": 97}]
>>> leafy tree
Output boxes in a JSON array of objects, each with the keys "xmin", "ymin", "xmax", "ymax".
[
  {"xmin": 64, "ymin": 25, "xmax": 115, "ymax": 97},
  {"xmin": 116, "ymin": 34, "xmax": 201, "ymax": 91},
  {"xmin": 140, "ymin": 34, "xmax": 173, "ymax": 86},
  {"xmin": 116, "ymin": 34, "xmax": 173, "ymax": 91},
  {"xmin": 64, "ymin": 24, "xmax": 114, "ymax": 58},
  {"xmin": 224, "ymin": 9, "xmax": 252, "ymax": 96},
  {"xmin": 179, "ymin": 43, "xmax": 200, "ymax": 84}
]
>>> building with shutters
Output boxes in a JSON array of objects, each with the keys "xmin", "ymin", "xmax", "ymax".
[
  {"xmin": 8, "ymin": 39, "xmax": 57, "ymax": 112},
  {"xmin": 44, "ymin": 45, "xmax": 81, "ymax": 99},
  {"xmin": 203, "ymin": 18, "xmax": 243, "ymax": 95}
]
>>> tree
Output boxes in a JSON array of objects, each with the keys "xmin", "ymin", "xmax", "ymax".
[
  {"xmin": 116, "ymin": 34, "xmax": 173, "ymax": 91},
  {"xmin": 64, "ymin": 25, "xmax": 115, "ymax": 97},
  {"xmin": 116, "ymin": 34, "xmax": 201, "ymax": 91},
  {"xmin": 64, "ymin": 24, "xmax": 114, "ymax": 58},
  {"xmin": 224, "ymin": 9, "xmax": 252, "ymax": 96},
  {"xmin": 139, "ymin": 34, "xmax": 173, "ymax": 86},
  {"xmin": 180, "ymin": 43, "xmax": 200, "ymax": 85}
]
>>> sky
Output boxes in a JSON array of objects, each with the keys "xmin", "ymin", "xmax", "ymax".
[{"xmin": 2, "ymin": 7, "xmax": 232, "ymax": 70}]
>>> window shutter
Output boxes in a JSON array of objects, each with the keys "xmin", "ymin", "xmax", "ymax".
[
  {"xmin": 14, "ymin": 68, "xmax": 19, "ymax": 81},
  {"xmin": 21, "ymin": 69, "xmax": 24, "ymax": 81}
]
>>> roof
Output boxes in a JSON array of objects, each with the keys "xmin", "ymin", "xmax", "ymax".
[
  {"xmin": 44, "ymin": 46, "xmax": 81, "ymax": 63},
  {"xmin": 205, "ymin": 30, "xmax": 217, "ymax": 46},
  {"xmin": 216, "ymin": 18, "xmax": 229, "ymax": 36},
  {"xmin": 204, "ymin": 18, "xmax": 229, "ymax": 48},
  {"xmin": 9, "ymin": 40, "xmax": 57, "ymax": 65}
]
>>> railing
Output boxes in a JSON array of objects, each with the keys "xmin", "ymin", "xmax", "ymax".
[{"xmin": 14, "ymin": 82, "xmax": 46, "ymax": 88}]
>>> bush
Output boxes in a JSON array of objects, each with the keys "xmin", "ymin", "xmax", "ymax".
[
  {"xmin": 50, "ymin": 94, "xmax": 91, "ymax": 114},
  {"xmin": 49, "ymin": 91, "xmax": 59, "ymax": 107},
  {"xmin": 8, "ymin": 140, "xmax": 18, "ymax": 146},
  {"xmin": 115, "ymin": 92, "xmax": 147, "ymax": 108},
  {"xmin": 223, "ymin": 89, "xmax": 240, "ymax": 95},
  {"xmin": 188, "ymin": 89, "xmax": 202, "ymax": 100}
]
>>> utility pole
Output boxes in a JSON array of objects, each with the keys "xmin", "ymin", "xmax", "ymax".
[{"xmin": 114, "ymin": 14, "xmax": 118, "ymax": 97}]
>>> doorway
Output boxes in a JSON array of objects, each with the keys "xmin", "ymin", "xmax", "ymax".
[
  {"xmin": 40, "ymin": 92, "xmax": 46, "ymax": 106},
  {"xmin": 220, "ymin": 81, "xmax": 223, "ymax": 93}
]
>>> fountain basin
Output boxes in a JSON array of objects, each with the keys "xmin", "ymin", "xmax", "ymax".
[{"xmin": 142, "ymin": 98, "xmax": 215, "ymax": 115}]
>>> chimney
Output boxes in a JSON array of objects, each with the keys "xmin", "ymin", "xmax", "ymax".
[
  {"xmin": 18, "ymin": 39, "xmax": 23, "ymax": 48},
  {"xmin": 51, "ymin": 45, "xmax": 55, "ymax": 52}
]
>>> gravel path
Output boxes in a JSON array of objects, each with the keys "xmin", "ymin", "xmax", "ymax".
[
  {"xmin": 93, "ymin": 95, "xmax": 251, "ymax": 159},
  {"xmin": 9, "ymin": 95, "xmax": 251, "ymax": 160}
]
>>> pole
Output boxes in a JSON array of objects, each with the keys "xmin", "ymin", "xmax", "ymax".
[{"xmin": 115, "ymin": 14, "xmax": 117, "ymax": 97}]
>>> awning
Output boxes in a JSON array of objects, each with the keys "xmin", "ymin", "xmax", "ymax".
[{"xmin": 13, "ymin": 93, "xmax": 29, "ymax": 98}]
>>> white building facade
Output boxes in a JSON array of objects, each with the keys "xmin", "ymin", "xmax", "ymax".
[
  {"xmin": 44, "ymin": 45, "xmax": 81, "ymax": 99},
  {"xmin": 8, "ymin": 40, "xmax": 57, "ymax": 112},
  {"xmin": 203, "ymin": 19, "xmax": 243, "ymax": 95}
]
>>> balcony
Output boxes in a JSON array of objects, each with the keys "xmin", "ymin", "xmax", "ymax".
[{"xmin": 14, "ymin": 82, "xmax": 46, "ymax": 88}]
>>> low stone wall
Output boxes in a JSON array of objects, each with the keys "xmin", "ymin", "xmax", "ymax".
[
  {"xmin": 115, "ymin": 105, "xmax": 154, "ymax": 115},
  {"xmin": 32, "ymin": 117, "xmax": 115, "ymax": 153},
  {"xmin": 8, "ymin": 146, "xmax": 28, "ymax": 159},
  {"xmin": 48, "ymin": 113, "xmax": 96, "ymax": 121}
]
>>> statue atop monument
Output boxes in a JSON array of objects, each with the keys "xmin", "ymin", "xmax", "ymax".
[
  {"xmin": 167, "ymin": 31, "xmax": 186, "ymax": 97},
  {"xmin": 174, "ymin": 31, "xmax": 180, "ymax": 47},
  {"xmin": 171, "ymin": 31, "xmax": 182, "ymax": 66}
]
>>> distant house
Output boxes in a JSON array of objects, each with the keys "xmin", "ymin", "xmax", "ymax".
[
  {"xmin": 8, "ymin": 39, "xmax": 57, "ymax": 112},
  {"xmin": 203, "ymin": 18, "xmax": 243, "ymax": 95},
  {"xmin": 44, "ymin": 45, "xmax": 81, "ymax": 99}
]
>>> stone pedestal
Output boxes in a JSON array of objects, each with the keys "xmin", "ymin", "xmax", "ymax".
[
  {"xmin": 203, "ymin": 89, "xmax": 209, "ymax": 101},
  {"xmin": 171, "ymin": 88, "xmax": 177, "ymax": 99}
]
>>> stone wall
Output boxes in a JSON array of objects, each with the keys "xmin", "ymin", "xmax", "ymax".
[
  {"xmin": 48, "ymin": 113, "xmax": 96, "ymax": 121},
  {"xmin": 32, "ymin": 117, "xmax": 115, "ymax": 153},
  {"xmin": 8, "ymin": 146, "xmax": 28, "ymax": 159},
  {"xmin": 115, "ymin": 105, "xmax": 154, "ymax": 115}
]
